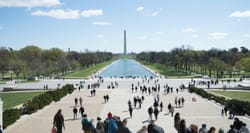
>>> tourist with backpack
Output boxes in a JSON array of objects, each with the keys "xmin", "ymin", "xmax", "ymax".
[{"xmin": 82, "ymin": 114, "xmax": 92, "ymax": 133}]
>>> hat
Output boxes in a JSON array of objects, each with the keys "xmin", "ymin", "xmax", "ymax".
[
  {"xmin": 202, "ymin": 124, "xmax": 206, "ymax": 128},
  {"xmin": 97, "ymin": 117, "xmax": 102, "ymax": 121},
  {"xmin": 107, "ymin": 112, "xmax": 112, "ymax": 119}
]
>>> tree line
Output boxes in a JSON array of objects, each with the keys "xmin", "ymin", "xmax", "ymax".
[
  {"xmin": 0, "ymin": 45, "xmax": 112, "ymax": 79},
  {"xmin": 136, "ymin": 46, "xmax": 250, "ymax": 78}
]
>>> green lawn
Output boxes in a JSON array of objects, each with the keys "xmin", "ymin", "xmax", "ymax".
[
  {"xmin": 139, "ymin": 61, "xmax": 191, "ymax": 77},
  {"xmin": 65, "ymin": 60, "xmax": 114, "ymax": 78},
  {"xmin": 211, "ymin": 90, "xmax": 250, "ymax": 102},
  {"xmin": 0, "ymin": 91, "xmax": 44, "ymax": 111},
  {"xmin": 0, "ymin": 81, "xmax": 7, "ymax": 84}
]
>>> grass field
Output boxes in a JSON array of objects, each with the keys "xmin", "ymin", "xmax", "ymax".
[
  {"xmin": 139, "ymin": 61, "xmax": 191, "ymax": 77},
  {"xmin": 65, "ymin": 60, "xmax": 114, "ymax": 78},
  {"xmin": 0, "ymin": 91, "xmax": 44, "ymax": 111},
  {"xmin": 211, "ymin": 90, "xmax": 250, "ymax": 102}
]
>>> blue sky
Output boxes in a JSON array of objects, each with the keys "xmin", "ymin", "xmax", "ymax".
[{"xmin": 0, "ymin": 0, "xmax": 250, "ymax": 53}]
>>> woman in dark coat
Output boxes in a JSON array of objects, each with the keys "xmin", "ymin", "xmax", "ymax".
[{"xmin": 53, "ymin": 109, "xmax": 65, "ymax": 133}]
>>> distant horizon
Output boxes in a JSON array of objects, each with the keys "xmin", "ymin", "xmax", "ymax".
[
  {"xmin": 2, "ymin": 44, "xmax": 248, "ymax": 54},
  {"xmin": 0, "ymin": 0, "xmax": 250, "ymax": 53}
]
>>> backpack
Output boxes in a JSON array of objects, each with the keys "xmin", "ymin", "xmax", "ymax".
[{"xmin": 82, "ymin": 118, "xmax": 91, "ymax": 130}]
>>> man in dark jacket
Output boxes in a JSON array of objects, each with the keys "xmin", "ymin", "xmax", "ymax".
[
  {"xmin": 118, "ymin": 119, "xmax": 131, "ymax": 133},
  {"xmin": 148, "ymin": 120, "xmax": 164, "ymax": 133}
]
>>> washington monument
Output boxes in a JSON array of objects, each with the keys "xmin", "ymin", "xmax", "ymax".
[{"xmin": 124, "ymin": 30, "xmax": 127, "ymax": 55}]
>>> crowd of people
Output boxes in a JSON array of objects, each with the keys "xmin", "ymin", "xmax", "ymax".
[
  {"xmin": 51, "ymin": 77, "xmax": 249, "ymax": 133},
  {"xmin": 174, "ymin": 112, "xmax": 249, "ymax": 133}
]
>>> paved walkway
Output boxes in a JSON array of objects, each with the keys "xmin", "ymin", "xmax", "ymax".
[{"xmin": 4, "ymin": 78, "xmax": 250, "ymax": 133}]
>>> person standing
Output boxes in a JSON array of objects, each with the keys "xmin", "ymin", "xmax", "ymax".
[
  {"xmin": 118, "ymin": 119, "xmax": 131, "ymax": 133},
  {"xmin": 129, "ymin": 105, "xmax": 133, "ymax": 118},
  {"xmin": 174, "ymin": 113, "xmax": 181, "ymax": 131},
  {"xmin": 75, "ymin": 97, "xmax": 78, "ymax": 106},
  {"xmin": 170, "ymin": 106, "xmax": 174, "ymax": 117},
  {"xmin": 0, "ymin": 125, "xmax": 2, "ymax": 133},
  {"xmin": 53, "ymin": 109, "xmax": 65, "ymax": 133},
  {"xmin": 73, "ymin": 106, "xmax": 78, "ymax": 119},
  {"xmin": 147, "ymin": 120, "xmax": 164, "ymax": 133},
  {"xmin": 82, "ymin": 114, "xmax": 91, "ymax": 133},
  {"xmin": 96, "ymin": 117, "xmax": 105, "ymax": 133},
  {"xmin": 208, "ymin": 127, "xmax": 216, "ymax": 133},
  {"xmin": 160, "ymin": 102, "xmax": 163, "ymax": 112},
  {"xmin": 79, "ymin": 97, "xmax": 83, "ymax": 106}
]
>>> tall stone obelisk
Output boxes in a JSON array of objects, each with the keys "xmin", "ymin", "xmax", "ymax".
[{"xmin": 124, "ymin": 30, "xmax": 127, "ymax": 55}]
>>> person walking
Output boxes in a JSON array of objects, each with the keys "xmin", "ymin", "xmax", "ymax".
[
  {"xmin": 170, "ymin": 106, "xmax": 174, "ymax": 117},
  {"xmin": 75, "ymin": 97, "xmax": 78, "ymax": 106},
  {"xmin": 129, "ymin": 105, "xmax": 133, "ymax": 118},
  {"xmin": 79, "ymin": 106, "xmax": 85, "ymax": 117},
  {"xmin": 154, "ymin": 107, "xmax": 159, "ymax": 120},
  {"xmin": 148, "ymin": 106, "xmax": 153, "ymax": 121},
  {"xmin": 73, "ymin": 106, "xmax": 78, "ymax": 119},
  {"xmin": 53, "ymin": 109, "xmax": 65, "ymax": 133}
]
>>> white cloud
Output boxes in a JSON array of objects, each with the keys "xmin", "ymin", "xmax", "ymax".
[
  {"xmin": 136, "ymin": 36, "xmax": 147, "ymax": 40},
  {"xmin": 0, "ymin": 0, "xmax": 61, "ymax": 7},
  {"xmin": 81, "ymin": 9, "xmax": 103, "ymax": 17},
  {"xmin": 182, "ymin": 28, "xmax": 196, "ymax": 33},
  {"xmin": 209, "ymin": 32, "xmax": 228, "ymax": 40},
  {"xmin": 31, "ymin": 9, "xmax": 103, "ymax": 19},
  {"xmin": 96, "ymin": 34, "xmax": 104, "ymax": 38},
  {"xmin": 31, "ymin": 9, "xmax": 81, "ymax": 19},
  {"xmin": 136, "ymin": 6, "xmax": 144, "ymax": 11},
  {"xmin": 229, "ymin": 10, "xmax": 250, "ymax": 18},
  {"xmin": 144, "ymin": 11, "xmax": 160, "ymax": 16},
  {"xmin": 151, "ymin": 12, "xmax": 159, "ymax": 16},
  {"xmin": 191, "ymin": 34, "xmax": 199, "ymax": 38},
  {"xmin": 92, "ymin": 22, "xmax": 112, "ymax": 26}
]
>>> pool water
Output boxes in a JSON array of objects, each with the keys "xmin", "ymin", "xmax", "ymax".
[{"xmin": 99, "ymin": 59, "xmax": 157, "ymax": 78}]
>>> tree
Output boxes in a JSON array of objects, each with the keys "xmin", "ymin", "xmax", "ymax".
[
  {"xmin": 236, "ymin": 57, "xmax": 250, "ymax": 72},
  {"xmin": 207, "ymin": 58, "xmax": 227, "ymax": 78},
  {"xmin": 18, "ymin": 45, "xmax": 42, "ymax": 76},
  {"xmin": 240, "ymin": 46, "xmax": 249, "ymax": 54},
  {"xmin": 0, "ymin": 47, "xmax": 11, "ymax": 78},
  {"xmin": 9, "ymin": 58, "xmax": 26, "ymax": 79}
]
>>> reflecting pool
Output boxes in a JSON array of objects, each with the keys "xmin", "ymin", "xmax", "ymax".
[{"xmin": 99, "ymin": 59, "xmax": 157, "ymax": 78}]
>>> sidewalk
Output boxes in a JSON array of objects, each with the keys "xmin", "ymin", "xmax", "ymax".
[{"xmin": 4, "ymin": 79, "xmax": 250, "ymax": 133}]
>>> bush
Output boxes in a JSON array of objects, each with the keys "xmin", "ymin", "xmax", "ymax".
[
  {"xmin": 189, "ymin": 87, "xmax": 250, "ymax": 116},
  {"xmin": 3, "ymin": 84, "xmax": 75, "ymax": 129},
  {"xmin": 3, "ymin": 108, "xmax": 21, "ymax": 129},
  {"xmin": 22, "ymin": 84, "xmax": 74, "ymax": 114},
  {"xmin": 226, "ymin": 99, "xmax": 250, "ymax": 115}
]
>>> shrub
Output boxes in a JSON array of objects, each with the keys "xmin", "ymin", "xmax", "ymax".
[
  {"xmin": 3, "ymin": 108, "xmax": 21, "ymax": 129},
  {"xmin": 3, "ymin": 84, "xmax": 75, "ymax": 129},
  {"xmin": 226, "ymin": 99, "xmax": 250, "ymax": 115},
  {"xmin": 189, "ymin": 87, "xmax": 250, "ymax": 115},
  {"xmin": 22, "ymin": 84, "xmax": 74, "ymax": 114}
]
